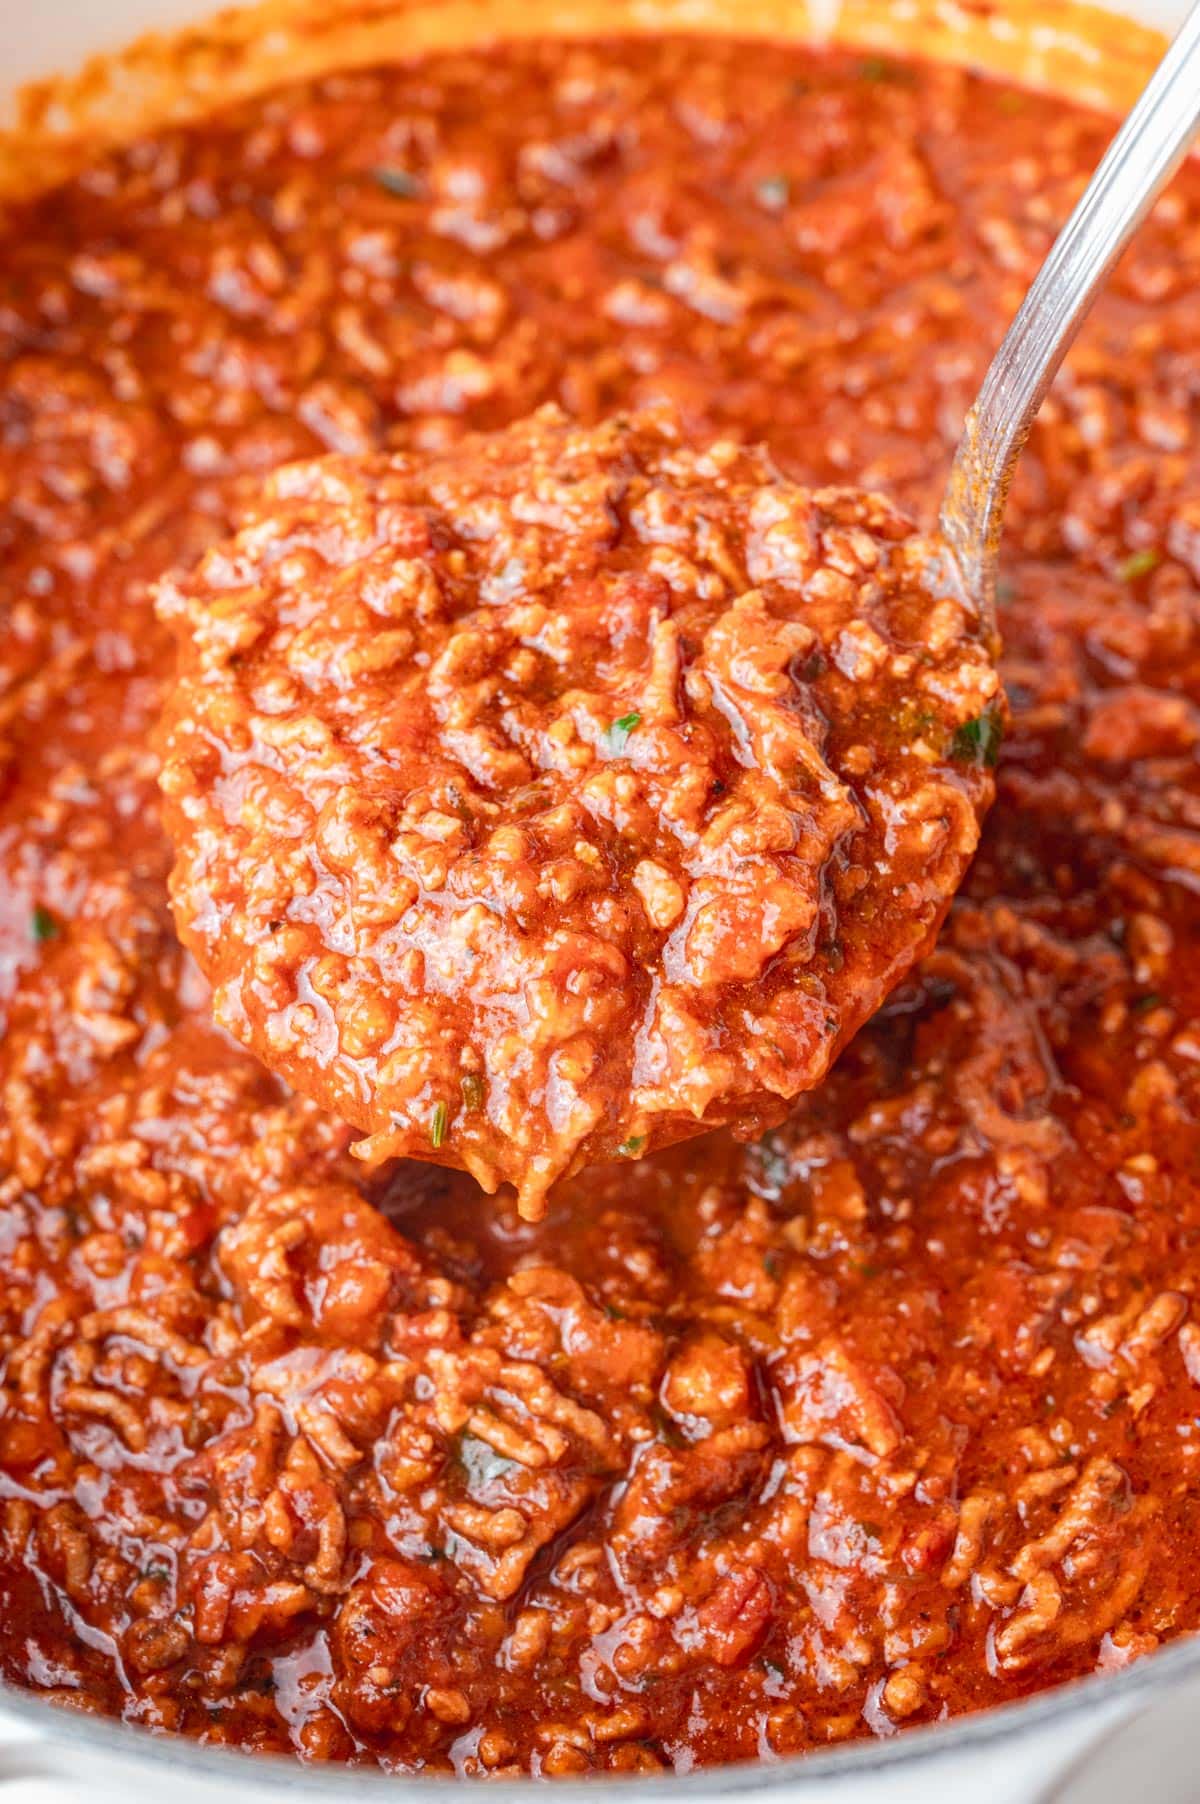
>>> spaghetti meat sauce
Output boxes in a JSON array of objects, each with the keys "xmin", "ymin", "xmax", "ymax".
[{"xmin": 1, "ymin": 32, "xmax": 1200, "ymax": 1774}]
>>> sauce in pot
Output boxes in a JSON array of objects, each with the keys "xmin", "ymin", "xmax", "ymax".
[{"xmin": 1, "ymin": 32, "xmax": 1200, "ymax": 1773}]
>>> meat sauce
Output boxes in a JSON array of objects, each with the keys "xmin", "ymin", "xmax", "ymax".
[
  {"xmin": 155, "ymin": 409, "xmax": 997, "ymax": 1214},
  {"xmin": 2, "ymin": 32, "xmax": 1200, "ymax": 1775}
]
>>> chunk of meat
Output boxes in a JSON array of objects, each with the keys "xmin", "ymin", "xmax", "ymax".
[
  {"xmin": 219, "ymin": 1184, "xmax": 434, "ymax": 1346},
  {"xmin": 332, "ymin": 1560, "xmax": 459, "ymax": 1733}
]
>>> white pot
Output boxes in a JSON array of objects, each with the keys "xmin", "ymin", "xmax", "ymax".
[{"xmin": 0, "ymin": 0, "xmax": 1195, "ymax": 1796}]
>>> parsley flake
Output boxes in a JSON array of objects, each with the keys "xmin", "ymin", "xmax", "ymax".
[
  {"xmin": 1117, "ymin": 547, "xmax": 1160, "ymax": 583},
  {"xmin": 31, "ymin": 904, "xmax": 59, "ymax": 943},
  {"xmin": 373, "ymin": 167, "xmax": 423, "ymax": 199},
  {"xmin": 430, "ymin": 1100, "xmax": 449, "ymax": 1149},
  {"xmin": 950, "ymin": 702, "xmax": 1004, "ymax": 769},
  {"xmin": 617, "ymin": 1134, "xmax": 645, "ymax": 1156},
  {"xmin": 607, "ymin": 711, "xmax": 642, "ymax": 754}
]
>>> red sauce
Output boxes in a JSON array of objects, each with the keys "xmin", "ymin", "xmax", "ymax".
[{"xmin": 1, "ymin": 33, "xmax": 1200, "ymax": 1774}]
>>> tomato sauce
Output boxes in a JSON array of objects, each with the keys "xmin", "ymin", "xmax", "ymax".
[{"xmin": 2, "ymin": 33, "xmax": 1200, "ymax": 1774}]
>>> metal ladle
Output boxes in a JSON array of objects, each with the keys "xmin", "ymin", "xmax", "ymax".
[{"xmin": 940, "ymin": 0, "xmax": 1200, "ymax": 623}]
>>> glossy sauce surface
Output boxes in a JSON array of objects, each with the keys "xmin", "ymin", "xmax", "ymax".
[{"xmin": 2, "ymin": 35, "xmax": 1200, "ymax": 1773}]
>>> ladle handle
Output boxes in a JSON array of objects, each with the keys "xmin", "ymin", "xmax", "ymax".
[{"xmin": 940, "ymin": 0, "xmax": 1200, "ymax": 615}]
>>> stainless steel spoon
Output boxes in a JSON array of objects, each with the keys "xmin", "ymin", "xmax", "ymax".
[{"xmin": 940, "ymin": 0, "xmax": 1200, "ymax": 625}]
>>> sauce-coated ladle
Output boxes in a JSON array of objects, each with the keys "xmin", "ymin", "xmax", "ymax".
[{"xmin": 941, "ymin": 0, "xmax": 1200, "ymax": 624}]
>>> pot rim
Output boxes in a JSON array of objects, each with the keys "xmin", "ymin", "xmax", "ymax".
[{"xmin": 3, "ymin": 1623, "xmax": 1200, "ymax": 1793}]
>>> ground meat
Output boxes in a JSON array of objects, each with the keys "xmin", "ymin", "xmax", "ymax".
[
  {"xmin": 2, "ymin": 29, "xmax": 1200, "ymax": 1778},
  {"xmin": 155, "ymin": 408, "xmax": 997, "ymax": 1214}
]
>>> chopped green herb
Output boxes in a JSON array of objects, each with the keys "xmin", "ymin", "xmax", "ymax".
[
  {"xmin": 430, "ymin": 1100, "xmax": 448, "ymax": 1149},
  {"xmin": 607, "ymin": 711, "xmax": 642, "ymax": 754},
  {"xmin": 142, "ymin": 1562, "xmax": 170, "ymax": 1582},
  {"xmin": 460, "ymin": 1073, "xmax": 485, "ymax": 1111},
  {"xmin": 31, "ymin": 904, "xmax": 59, "ymax": 943},
  {"xmin": 756, "ymin": 174, "xmax": 791, "ymax": 210},
  {"xmin": 1132, "ymin": 992, "xmax": 1163, "ymax": 1014},
  {"xmin": 373, "ymin": 166, "xmax": 423, "ymax": 198},
  {"xmin": 1117, "ymin": 547, "xmax": 1161, "ymax": 582},
  {"xmin": 950, "ymin": 702, "xmax": 1004, "ymax": 769},
  {"xmin": 617, "ymin": 1133, "xmax": 645, "ymax": 1156},
  {"xmin": 859, "ymin": 55, "xmax": 893, "ymax": 81},
  {"xmin": 762, "ymin": 1251, "xmax": 783, "ymax": 1279}
]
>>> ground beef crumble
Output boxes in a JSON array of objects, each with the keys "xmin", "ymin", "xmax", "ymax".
[{"xmin": 1, "ymin": 31, "xmax": 1200, "ymax": 1777}]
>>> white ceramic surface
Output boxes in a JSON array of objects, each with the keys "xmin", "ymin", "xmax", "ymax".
[
  {"xmin": 0, "ymin": 0, "xmax": 1190, "ymax": 90},
  {"xmin": 0, "ymin": 1691, "xmax": 1147, "ymax": 1802},
  {"xmin": 0, "ymin": 0, "xmax": 1195, "ymax": 1796}
]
